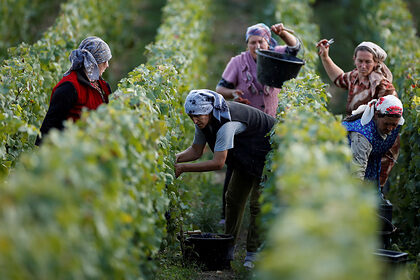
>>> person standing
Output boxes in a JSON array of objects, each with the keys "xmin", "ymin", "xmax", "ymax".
[
  {"xmin": 216, "ymin": 22, "xmax": 300, "ymax": 116},
  {"xmin": 216, "ymin": 23, "xmax": 300, "ymax": 224},
  {"xmin": 35, "ymin": 36, "xmax": 112, "ymax": 145}
]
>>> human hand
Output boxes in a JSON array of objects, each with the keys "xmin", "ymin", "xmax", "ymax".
[
  {"xmin": 174, "ymin": 163, "xmax": 183, "ymax": 178},
  {"xmin": 235, "ymin": 96, "xmax": 251, "ymax": 105},
  {"xmin": 232, "ymin": 89, "xmax": 244, "ymax": 99},
  {"xmin": 271, "ymin": 23, "xmax": 286, "ymax": 36},
  {"xmin": 316, "ymin": 39, "xmax": 330, "ymax": 58}
]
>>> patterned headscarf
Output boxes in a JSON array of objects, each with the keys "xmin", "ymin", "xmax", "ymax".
[
  {"xmin": 355, "ymin": 42, "xmax": 393, "ymax": 97},
  {"xmin": 246, "ymin": 23, "xmax": 278, "ymax": 50},
  {"xmin": 64, "ymin": 36, "xmax": 112, "ymax": 81},
  {"xmin": 184, "ymin": 89, "xmax": 231, "ymax": 121},
  {"xmin": 351, "ymin": 95, "xmax": 404, "ymax": 126}
]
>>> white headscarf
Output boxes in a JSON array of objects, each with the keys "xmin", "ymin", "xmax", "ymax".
[
  {"xmin": 184, "ymin": 89, "xmax": 231, "ymax": 121},
  {"xmin": 356, "ymin": 42, "xmax": 393, "ymax": 97},
  {"xmin": 351, "ymin": 95, "xmax": 404, "ymax": 126}
]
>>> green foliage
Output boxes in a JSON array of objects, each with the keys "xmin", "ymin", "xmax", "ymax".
[
  {"xmin": 0, "ymin": 0, "xmax": 213, "ymax": 278},
  {"xmin": 0, "ymin": 0, "xmax": 63, "ymax": 60},
  {"xmin": 143, "ymin": 0, "xmax": 214, "ymax": 245},
  {"xmin": 0, "ymin": 92, "xmax": 168, "ymax": 279},
  {"xmin": 354, "ymin": 0, "xmax": 420, "ymax": 257},
  {"xmin": 256, "ymin": 1, "xmax": 381, "ymax": 279},
  {"xmin": 0, "ymin": 0, "xmax": 156, "ymax": 177}
]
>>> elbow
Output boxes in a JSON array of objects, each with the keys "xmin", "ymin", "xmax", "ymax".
[
  {"xmin": 215, "ymin": 161, "xmax": 225, "ymax": 170},
  {"xmin": 195, "ymin": 151, "xmax": 203, "ymax": 159}
]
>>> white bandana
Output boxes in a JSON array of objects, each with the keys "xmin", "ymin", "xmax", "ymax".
[{"xmin": 351, "ymin": 95, "xmax": 404, "ymax": 126}]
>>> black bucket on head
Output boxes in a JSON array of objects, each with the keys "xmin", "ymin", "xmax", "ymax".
[
  {"xmin": 183, "ymin": 233, "xmax": 234, "ymax": 271},
  {"xmin": 256, "ymin": 49, "xmax": 305, "ymax": 88}
]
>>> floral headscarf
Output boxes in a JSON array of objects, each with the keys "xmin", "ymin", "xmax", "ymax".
[
  {"xmin": 352, "ymin": 95, "xmax": 404, "ymax": 126},
  {"xmin": 245, "ymin": 23, "xmax": 278, "ymax": 50},
  {"xmin": 184, "ymin": 89, "xmax": 231, "ymax": 121},
  {"xmin": 64, "ymin": 36, "xmax": 112, "ymax": 81}
]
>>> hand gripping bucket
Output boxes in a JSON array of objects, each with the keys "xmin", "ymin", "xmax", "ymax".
[{"xmin": 256, "ymin": 49, "xmax": 305, "ymax": 88}]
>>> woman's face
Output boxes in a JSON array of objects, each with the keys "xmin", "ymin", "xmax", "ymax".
[
  {"xmin": 375, "ymin": 114, "xmax": 400, "ymax": 135},
  {"xmin": 354, "ymin": 50, "xmax": 377, "ymax": 77},
  {"xmin": 98, "ymin": 61, "xmax": 109, "ymax": 76},
  {"xmin": 247, "ymin": 35, "xmax": 269, "ymax": 60},
  {"xmin": 189, "ymin": 114, "xmax": 211, "ymax": 129}
]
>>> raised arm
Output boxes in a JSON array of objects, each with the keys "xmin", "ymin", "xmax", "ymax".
[
  {"xmin": 271, "ymin": 23, "xmax": 297, "ymax": 47},
  {"xmin": 317, "ymin": 39, "xmax": 344, "ymax": 82}
]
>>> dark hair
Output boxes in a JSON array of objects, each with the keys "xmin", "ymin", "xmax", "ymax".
[
  {"xmin": 343, "ymin": 113, "xmax": 363, "ymax": 122},
  {"xmin": 377, "ymin": 113, "xmax": 402, "ymax": 119},
  {"xmin": 354, "ymin": 46, "xmax": 378, "ymax": 62}
]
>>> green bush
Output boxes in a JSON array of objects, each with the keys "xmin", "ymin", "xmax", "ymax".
[
  {"xmin": 0, "ymin": 0, "xmax": 213, "ymax": 278},
  {"xmin": 353, "ymin": 0, "xmax": 420, "ymax": 258},
  {"xmin": 0, "ymin": 0, "xmax": 63, "ymax": 60},
  {"xmin": 257, "ymin": 1, "xmax": 381, "ymax": 279},
  {"xmin": 0, "ymin": 0, "xmax": 159, "ymax": 177}
]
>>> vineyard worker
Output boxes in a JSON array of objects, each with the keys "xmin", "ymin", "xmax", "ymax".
[
  {"xmin": 175, "ymin": 89, "xmax": 275, "ymax": 269},
  {"xmin": 216, "ymin": 22, "xmax": 300, "ymax": 116},
  {"xmin": 215, "ymin": 22, "xmax": 300, "ymax": 224},
  {"xmin": 35, "ymin": 36, "xmax": 112, "ymax": 145},
  {"xmin": 317, "ymin": 40, "xmax": 399, "ymax": 188},
  {"xmin": 342, "ymin": 95, "xmax": 404, "ymax": 192}
]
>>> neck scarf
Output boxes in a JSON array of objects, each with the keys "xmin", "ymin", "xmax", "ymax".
[
  {"xmin": 246, "ymin": 23, "xmax": 278, "ymax": 50},
  {"xmin": 64, "ymin": 36, "xmax": 112, "ymax": 81},
  {"xmin": 355, "ymin": 42, "xmax": 393, "ymax": 97},
  {"xmin": 351, "ymin": 95, "xmax": 404, "ymax": 126},
  {"xmin": 184, "ymin": 89, "xmax": 231, "ymax": 121}
]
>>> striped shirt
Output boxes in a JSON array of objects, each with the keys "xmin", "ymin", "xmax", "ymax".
[{"xmin": 334, "ymin": 69, "xmax": 397, "ymax": 115}]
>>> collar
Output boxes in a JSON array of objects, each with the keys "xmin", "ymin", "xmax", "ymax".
[
  {"xmin": 76, "ymin": 69, "xmax": 104, "ymax": 89},
  {"xmin": 354, "ymin": 71, "xmax": 370, "ymax": 87}
]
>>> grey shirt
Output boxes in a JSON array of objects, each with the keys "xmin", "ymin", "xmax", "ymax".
[
  {"xmin": 349, "ymin": 129, "xmax": 387, "ymax": 179},
  {"xmin": 193, "ymin": 121, "xmax": 247, "ymax": 151}
]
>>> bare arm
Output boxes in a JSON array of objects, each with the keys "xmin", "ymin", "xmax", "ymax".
[
  {"xmin": 176, "ymin": 143, "xmax": 205, "ymax": 163},
  {"xmin": 175, "ymin": 150, "xmax": 228, "ymax": 178},
  {"xmin": 271, "ymin": 23, "xmax": 297, "ymax": 47},
  {"xmin": 316, "ymin": 39, "xmax": 344, "ymax": 82},
  {"xmin": 215, "ymin": 85, "xmax": 243, "ymax": 100},
  {"xmin": 215, "ymin": 86, "xmax": 250, "ymax": 105}
]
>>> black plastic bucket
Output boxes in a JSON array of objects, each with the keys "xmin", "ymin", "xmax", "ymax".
[
  {"xmin": 183, "ymin": 233, "xmax": 234, "ymax": 271},
  {"xmin": 256, "ymin": 49, "xmax": 305, "ymax": 88},
  {"xmin": 378, "ymin": 200, "xmax": 396, "ymax": 248}
]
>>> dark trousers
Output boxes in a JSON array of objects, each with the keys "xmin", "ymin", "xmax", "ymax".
[
  {"xmin": 225, "ymin": 168, "xmax": 262, "ymax": 252},
  {"xmin": 221, "ymin": 166, "xmax": 233, "ymax": 219}
]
